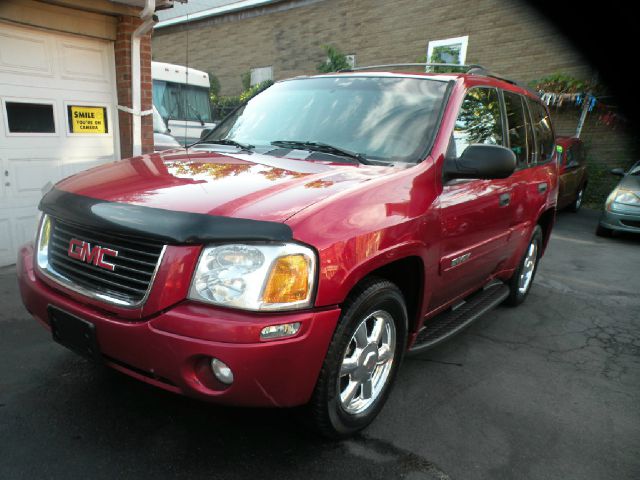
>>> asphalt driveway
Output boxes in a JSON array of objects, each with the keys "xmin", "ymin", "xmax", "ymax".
[{"xmin": 1, "ymin": 208, "xmax": 638, "ymax": 480}]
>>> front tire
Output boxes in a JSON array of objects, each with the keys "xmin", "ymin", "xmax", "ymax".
[
  {"xmin": 505, "ymin": 226, "xmax": 542, "ymax": 306},
  {"xmin": 307, "ymin": 277, "xmax": 407, "ymax": 438}
]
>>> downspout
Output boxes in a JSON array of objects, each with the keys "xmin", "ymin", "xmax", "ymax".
[{"xmin": 131, "ymin": 0, "xmax": 156, "ymax": 156}]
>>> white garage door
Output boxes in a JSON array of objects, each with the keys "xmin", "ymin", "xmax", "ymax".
[{"xmin": 0, "ymin": 22, "xmax": 119, "ymax": 267}]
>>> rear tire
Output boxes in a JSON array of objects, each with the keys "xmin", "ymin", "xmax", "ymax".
[
  {"xmin": 307, "ymin": 277, "xmax": 407, "ymax": 439},
  {"xmin": 505, "ymin": 226, "xmax": 542, "ymax": 307},
  {"xmin": 568, "ymin": 187, "xmax": 584, "ymax": 212}
]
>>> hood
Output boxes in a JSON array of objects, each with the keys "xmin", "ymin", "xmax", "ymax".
[
  {"xmin": 55, "ymin": 147, "xmax": 404, "ymax": 223},
  {"xmin": 617, "ymin": 173, "xmax": 640, "ymax": 192}
]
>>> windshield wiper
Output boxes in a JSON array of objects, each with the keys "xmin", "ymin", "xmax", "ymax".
[
  {"xmin": 271, "ymin": 140, "xmax": 372, "ymax": 165},
  {"xmin": 201, "ymin": 138, "xmax": 255, "ymax": 152}
]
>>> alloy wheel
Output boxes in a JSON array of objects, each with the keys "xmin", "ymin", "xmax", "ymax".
[
  {"xmin": 518, "ymin": 240, "xmax": 538, "ymax": 294},
  {"xmin": 337, "ymin": 310, "xmax": 396, "ymax": 415}
]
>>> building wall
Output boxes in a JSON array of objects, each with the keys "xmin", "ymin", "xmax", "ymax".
[
  {"xmin": 153, "ymin": 0, "xmax": 591, "ymax": 94},
  {"xmin": 152, "ymin": 0, "xmax": 636, "ymax": 166},
  {"xmin": 1, "ymin": 0, "xmax": 155, "ymax": 159}
]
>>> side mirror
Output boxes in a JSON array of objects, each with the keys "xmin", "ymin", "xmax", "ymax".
[
  {"xmin": 610, "ymin": 167, "xmax": 625, "ymax": 176},
  {"xmin": 200, "ymin": 128, "xmax": 212, "ymax": 140},
  {"xmin": 444, "ymin": 144, "xmax": 516, "ymax": 181}
]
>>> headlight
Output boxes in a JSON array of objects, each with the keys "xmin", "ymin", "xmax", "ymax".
[
  {"xmin": 188, "ymin": 243, "xmax": 316, "ymax": 311},
  {"xmin": 36, "ymin": 213, "xmax": 52, "ymax": 269},
  {"xmin": 607, "ymin": 189, "xmax": 640, "ymax": 210}
]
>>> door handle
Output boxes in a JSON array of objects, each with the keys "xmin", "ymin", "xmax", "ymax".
[
  {"xmin": 499, "ymin": 192, "xmax": 511, "ymax": 207},
  {"xmin": 537, "ymin": 182, "xmax": 548, "ymax": 193}
]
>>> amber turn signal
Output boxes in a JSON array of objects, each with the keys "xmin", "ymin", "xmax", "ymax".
[{"xmin": 262, "ymin": 254, "xmax": 311, "ymax": 304}]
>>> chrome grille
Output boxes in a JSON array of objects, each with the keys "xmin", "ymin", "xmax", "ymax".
[{"xmin": 46, "ymin": 217, "xmax": 165, "ymax": 306}]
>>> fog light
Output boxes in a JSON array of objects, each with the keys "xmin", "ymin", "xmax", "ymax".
[
  {"xmin": 260, "ymin": 322, "xmax": 301, "ymax": 340},
  {"xmin": 210, "ymin": 358, "xmax": 234, "ymax": 385}
]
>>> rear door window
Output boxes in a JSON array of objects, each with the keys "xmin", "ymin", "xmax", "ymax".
[
  {"xmin": 564, "ymin": 148, "xmax": 574, "ymax": 166},
  {"xmin": 527, "ymin": 98, "xmax": 555, "ymax": 164},
  {"xmin": 452, "ymin": 87, "xmax": 503, "ymax": 157},
  {"xmin": 502, "ymin": 91, "xmax": 528, "ymax": 167},
  {"xmin": 522, "ymin": 98, "xmax": 537, "ymax": 165}
]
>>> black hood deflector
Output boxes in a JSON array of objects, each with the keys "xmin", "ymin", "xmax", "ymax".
[{"xmin": 39, "ymin": 188, "xmax": 293, "ymax": 244}]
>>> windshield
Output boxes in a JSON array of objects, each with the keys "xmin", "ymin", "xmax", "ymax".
[
  {"xmin": 205, "ymin": 76, "xmax": 449, "ymax": 162},
  {"xmin": 153, "ymin": 80, "xmax": 212, "ymax": 123}
]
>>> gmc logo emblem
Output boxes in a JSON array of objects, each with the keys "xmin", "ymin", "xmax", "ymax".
[{"xmin": 67, "ymin": 238, "xmax": 118, "ymax": 271}]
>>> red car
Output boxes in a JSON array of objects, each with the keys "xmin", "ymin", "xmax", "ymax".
[
  {"xmin": 18, "ymin": 66, "xmax": 558, "ymax": 437},
  {"xmin": 556, "ymin": 136, "xmax": 588, "ymax": 211}
]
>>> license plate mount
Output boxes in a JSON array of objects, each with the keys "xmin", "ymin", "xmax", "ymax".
[{"xmin": 49, "ymin": 306, "xmax": 101, "ymax": 361}]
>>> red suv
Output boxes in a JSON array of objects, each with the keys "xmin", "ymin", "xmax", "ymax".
[{"xmin": 18, "ymin": 66, "xmax": 558, "ymax": 437}]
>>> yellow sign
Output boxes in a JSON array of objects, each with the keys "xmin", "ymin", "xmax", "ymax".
[{"xmin": 68, "ymin": 106, "xmax": 108, "ymax": 134}]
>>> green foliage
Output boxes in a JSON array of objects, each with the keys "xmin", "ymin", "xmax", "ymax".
[
  {"xmin": 416, "ymin": 53, "xmax": 467, "ymax": 73},
  {"xmin": 430, "ymin": 45, "xmax": 460, "ymax": 64},
  {"xmin": 210, "ymin": 80, "xmax": 274, "ymax": 120},
  {"xmin": 209, "ymin": 73, "xmax": 221, "ymax": 98},
  {"xmin": 529, "ymin": 73, "xmax": 602, "ymax": 94},
  {"xmin": 241, "ymin": 71, "xmax": 251, "ymax": 91},
  {"xmin": 239, "ymin": 80, "xmax": 273, "ymax": 102},
  {"xmin": 317, "ymin": 45, "xmax": 351, "ymax": 73}
]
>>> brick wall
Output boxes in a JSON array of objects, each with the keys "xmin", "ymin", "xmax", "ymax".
[
  {"xmin": 116, "ymin": 15, "xmax": 154, "ymax": 159},
  {"xmin": 551, "ymin": 109, "xmax": 637, "ymax": 168},
  {"xmin": 153, "ymin": 0, "xmax": 592, "ymax": 94},
  {"xmin": 152, "ymin": 0, "xmax": 637, "ymax": 165}
]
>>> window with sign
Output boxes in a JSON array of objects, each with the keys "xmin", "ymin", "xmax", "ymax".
[{"xmin": 67, "ymin": 105, "xmax": 108, "ymax": 134}]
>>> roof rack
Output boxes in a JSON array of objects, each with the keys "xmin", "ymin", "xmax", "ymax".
[
  {"xmin": 343, "ymin": 63, "xmax": 485, "ymax": 73},
  {"xmin": 341, "ymin": 63, "xmax": 531, "ymax": 92}
]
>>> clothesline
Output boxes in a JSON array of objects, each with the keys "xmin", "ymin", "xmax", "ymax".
[
  {"xmin": 539, "ymin": 91, "xmax": 597, "ymax": 110},
  {"xmin": 538, "ymin": 90, "xmax": 626, "ymax": 129}
]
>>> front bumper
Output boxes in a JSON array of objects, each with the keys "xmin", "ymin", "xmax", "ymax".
[
  {"xmin": 17, "ymin": 244, "xmax": 341, "ymax": 407},
  {"xmin": 599, "ymin": 204, "xmax": 640, "ymax": 234}
]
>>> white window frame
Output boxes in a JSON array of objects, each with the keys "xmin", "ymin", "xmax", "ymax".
[
  {"xmin": 250, "ymin": 66, "xmax": 273, "ymax": 86},
  {"xmin": 1, "ymin": 97, "xmax": 59, "ymax": 137},
  {"xmin": 426, "ymin": 35, "xmax": 469, "ymax": 66}
]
